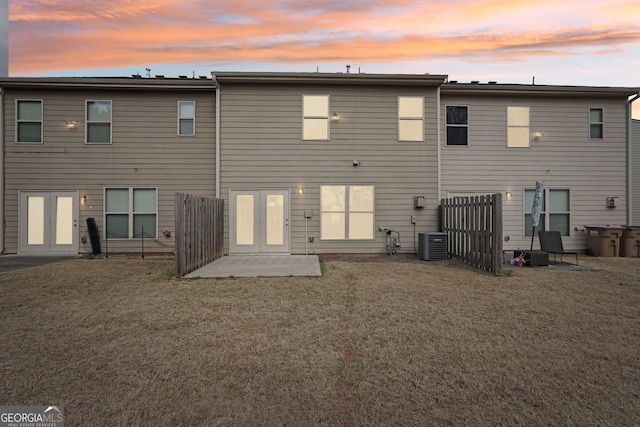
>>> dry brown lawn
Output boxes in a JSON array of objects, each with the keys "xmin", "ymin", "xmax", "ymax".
[{"xmin": 1, "ymin": 254, "xmax": 639, "ymax": 426}]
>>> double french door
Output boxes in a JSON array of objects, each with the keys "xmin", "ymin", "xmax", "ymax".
[
  {"xmin": 19, "ymin": 191, "xmax": 79, "ymax": 254},
  {"xmin": 230, "ymin": 190, "xmax": 290, "ymax": 254}
]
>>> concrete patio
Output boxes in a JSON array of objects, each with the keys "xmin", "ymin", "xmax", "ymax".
[{"xmin": 184, "ymin": 255, "xmax": 322, "ymax": 278}]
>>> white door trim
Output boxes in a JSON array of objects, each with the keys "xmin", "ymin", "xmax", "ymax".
[
  {"xmin": 18, "ymin": 190, "xmax": 79, "ymax": 254},
  {"xmin": 229, "ymin": 189, "xmax": 290, "ymax": 255}
]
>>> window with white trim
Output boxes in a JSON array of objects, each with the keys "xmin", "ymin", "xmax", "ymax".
[
  {"xmin": 178, "ymin": 101, "xmax": 195, "ymax": 135},
  {"xmin": 16, "ymin": 100, "xmax": 43, "ymax": 143},
  {"xmin": 589, "ymin": 108, "xmax": 603, "ymax": 139},
  {"xmin": 398, "ymin": 97, "xmax": 424, "ymax": 141},
  {"xmin": 321, "ymin": 185, "xmax": 374, "ymax": 240},
  {"xmin": 105, "ymin": 188, "xmax": 157, "ymax": 239},
  {"xmin": 507, "ymin": 106, "xmax": 530, "ymax": 147},
  {"xmin": 86, "ymin": 100, "xmax": 112, "ymax": 144},
  {"xmin": 446, "ymin": 105, "xmax": 468, "ymax": 146},
  {"xmin": 303, "ymin": 95, "xmax": 329, "ymax": 140},
  {"xmin": 524, "ymin": 188, "xmax": 570, "ymax": 236}
]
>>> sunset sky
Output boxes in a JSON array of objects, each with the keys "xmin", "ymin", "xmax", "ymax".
[{"xmin": 8, "ymin": 0, "xmax": 640, "ymax": 116}]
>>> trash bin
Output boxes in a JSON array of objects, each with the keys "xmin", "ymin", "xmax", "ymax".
[
  {"xmin": 584, "ymin": 225, "xmax": 624, "ymax": 257},
  {"xmin": 621, "ymin": 227, "xmax": 640, "ymax": 258}
]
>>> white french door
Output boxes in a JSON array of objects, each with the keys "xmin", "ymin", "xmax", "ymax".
[
  {"xmin": 19, "ymin": 191, "xmax": 79, "ymax": 254},
  {"xmin": 230, "ymin": 190, "xmax": 290, "ymax": 254}
]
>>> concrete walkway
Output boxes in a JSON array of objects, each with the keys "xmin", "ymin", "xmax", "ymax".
[{"xmin": 184, "ymin": 255, "xmax": 322, "ymax": 278}]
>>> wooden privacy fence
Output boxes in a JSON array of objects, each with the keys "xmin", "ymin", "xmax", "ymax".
[
  {"xmin": 175, "ymin": 193, "xmax": 224, "ymax": 277},
  {"xmin": 441, "ymin": 193, "xmax": 503, "ymax": 275}
]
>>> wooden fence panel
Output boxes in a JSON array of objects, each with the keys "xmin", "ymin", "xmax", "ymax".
[
  {"xmin": 175, "ymin": 193, "xmax": 224, "ymax": 277},
  {"xmin": 441, "ymin": 193, "xmax": 503, "ymax": 275}
]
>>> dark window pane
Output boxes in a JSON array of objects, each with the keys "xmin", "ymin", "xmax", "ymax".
[
  {"xmin": 549, "ymin": 214, "xmax": 570, "ymax": 236},
  {"xmin": 134, "ymin": 214, "xmax": 156, "ymax": 238},
  {"xmin": 87, "ymin": 123, "xmax": 111, "ymax": 143},
  {"xmin": 446, "ymin": 106, "xmax": 468, "ymax": 125},
  {"xmin": 446, "ymin": 127, "xmax": 468, "ymax": 145},
  {"xmin": 18, "ymin": 122, "xmax": 42, "ymax": 142},
  {"xmin": 525, "ymin": 213, "xmax": 546, "ymax": 236},
  {"xmin": 106, "ymin": 214, "xmax": 129, "ymax": 238},
  {"xmin": 179, "ymin": 119, "xmax": 194, "ymax": 135},
  {"xmin": 18, "ymin": 101, "xmax": 42, "ymax": 120},
  {"xmin": 590, "ymin": 124, "xmax": 603, "ymax": 139}
]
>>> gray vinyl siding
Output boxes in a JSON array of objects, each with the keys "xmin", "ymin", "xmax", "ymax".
[
  {"xmin": 3, "ymin": 87, "xmax": 216, "ymax": 254},
  {"xmin": 441, "ymin": 93, "xmax": 629, "ymax": 251},
  {"xmin": 220, "ymin": 83, "xmax": 440, "ymax": 254},
  {"xmin": 633, "ymin": 119, "xmax": 640, "ymax": 225}
]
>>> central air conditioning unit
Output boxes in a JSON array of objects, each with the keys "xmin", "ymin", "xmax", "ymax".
[{"xmin": 418, "ymin": 232, "xmax": 448, "ymax": 261}]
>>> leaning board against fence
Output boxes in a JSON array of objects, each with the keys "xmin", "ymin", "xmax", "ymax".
[
  {"xmin": 441, "ymin": 194, "xmax": 503, "ymax": 275},
  {"xmin": 175, "ymin": 193, "xmax": 224, "ymax": 277}
]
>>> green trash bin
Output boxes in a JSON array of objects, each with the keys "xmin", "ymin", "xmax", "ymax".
[
  {"xmin": 585, "ymin": 225, "xmax": 624, "ymax": 257},
  {"xmin": 621, "ymin": 227, "xmax": 640, "ymax": 258}
]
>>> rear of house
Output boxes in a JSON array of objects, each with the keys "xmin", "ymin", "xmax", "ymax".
[
  {"xmin": 215, "ymin": 72, "xmax": 446, "ymax": 255},
  {"xmin": 0, "ymin": 77, "xmax": 216, "ymax": 255},
  {"xmin": 440, "ymin": 83, "xmax": 637, "ymax": 252},
  {"xmin": 1, "ymin": 73, "xmax": 637, "ymax": 257}
]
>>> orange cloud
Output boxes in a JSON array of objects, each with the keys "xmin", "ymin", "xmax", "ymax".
[{"xmin": 8, "ymin": 0, "xmax": 640, "ymax": 77}]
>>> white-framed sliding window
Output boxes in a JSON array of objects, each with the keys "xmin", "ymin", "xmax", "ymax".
[
  {"xmin": 398, "ymin": 96, "xmax": 424, "ymax": 141},
  {"xmin": 303, "ymin": 95, "xmax": 329, "ymax": 140},
  {"xmin": 16, "ymin": 99, "xmax": 43, "ymax": 144},
  {"xmin": 86, "ymin": 100, "xmax": 112, "ymax": 144},
  {"xmin": 178, "ymin": 101, "xmax": 195, "ymax": 136},
  {"xmin": 321, "ymin": 185, "xmax": 374, "ymax": 240},
  {"xmin": 105, "ymin": 187, "xmax": 157, "ymax": 239}
]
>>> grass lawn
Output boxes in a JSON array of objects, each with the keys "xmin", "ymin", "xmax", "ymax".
[{"xmin": 1, "ymin": 255, "xmax": 639, "ymax": 426}]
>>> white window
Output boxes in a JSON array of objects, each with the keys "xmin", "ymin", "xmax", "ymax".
[
  {"xmin": 178, "ymin": 101, "xmax": 195, "ymax": 135},
  {"xmin": 398, "ymin": 97, "xmax": 424, "ymax": 141},
  {"xmin": 86, "ymin": 100, "xmax": 112, "ymax": 144},
  {"xmin": 524, "ymin": 188, "xmax": 570, "ymax": 236},
  {"xmin": 446, "ymin": 105, "xmax": 468, "ymax": 146},
  {"xmin": 16, "ymin": 100, "xmax": 43, "ymax": 143},
  {"xmin": 507, "ymin": 106, "xmax": 530, "ymax": 148},
  {"xmin": 105, "ymin": 188, "xmax": 157, "ymax": 239},
  {"xmin": 303, "ymin": 95, "xmax": 329, "ymax": 140},
  {"xmin": 589, "ymin": 108, "xmax": 603, "ymax": 139},
  {"xmin": 321, "ymin": 185, "xmax": 374, "ymax": 240}
]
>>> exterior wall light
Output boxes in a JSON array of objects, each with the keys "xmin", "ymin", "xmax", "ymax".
[
  {"xmin": 505, "ymin": 191, "xmax": 512, "ymax": 200},
  {"xmin": 532, "ymin": 131, "xmax": 544, "ymax": 139},
  {"xmin": 65, "ymin": 121, "xmax": 77, "ymax": 129},
  {"xmin": 80, "ymin": 195, "xmax": 87, "ymax": 204},
  {"xmin": 331, "ymin": 113, "xmax": 339, "ymax": 122}
]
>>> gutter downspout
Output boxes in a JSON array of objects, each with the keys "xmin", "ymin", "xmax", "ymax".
[
  {"xmin": 436, "ymin": 85, "xmax": 442, "ymax": 204},
  {"xmin": 628, "ymin": 93, "xmax": 640, "ymax": 226},
  {"xmin": 211, "ymin": 75, "xmax": 220, "ymax": 199},
  {"xmin": 0, "ymin": 86, "xmax": 4, "ymax": 253}
]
